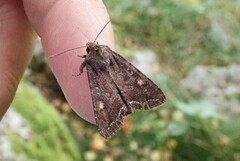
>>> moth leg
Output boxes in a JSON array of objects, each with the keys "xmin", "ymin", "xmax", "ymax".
[
  {"xmin": 80, "ymin": 60, "xmax": 87, "ymax": 74},
  {"xmin": 72, "ymin": 60, "xmax": 87, "ymax": 77},
  {"xmin": 81, "ymin": 60, "xmax": 98, "ymax": 74},
  {"xmin": 77, "ymin": 55, "xmax": 86, "ymax": 58},
  {"xmin": 72, "ymin": 73, "xmax": 82, "ymax": 77},
  {"xmin": 73, "ymin": 61, "xmax": 98, "ymax": 77}
]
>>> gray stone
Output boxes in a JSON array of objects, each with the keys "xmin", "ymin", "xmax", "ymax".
[
  {"xmin": 131, "ymin": 50, "xmax": 160, "ymax": 76},
  {"xmin": 0, "ymin": 108, "xmax": 32, "ymax": 161},
  {"xmin": 181, "ymin": 64, "xmax": 240, "ymax": 112}
]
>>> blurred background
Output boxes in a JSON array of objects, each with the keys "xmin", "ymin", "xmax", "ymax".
[{"xmin": 1, "ymin": 0, "xmax": 240, "ymax": 161}]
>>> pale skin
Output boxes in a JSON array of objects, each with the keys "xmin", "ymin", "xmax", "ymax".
[{"xmin": 0, "ymin": 0, "xmax": 114, "ymax": 124}]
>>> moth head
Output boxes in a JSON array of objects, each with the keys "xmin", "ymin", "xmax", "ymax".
[{"xmin": 86, "ymin": 42, "xmax": 100, "ymax": 53}]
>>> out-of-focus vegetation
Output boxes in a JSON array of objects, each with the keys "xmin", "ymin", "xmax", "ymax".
[
  {"xmin": 11, "ymin": 81, "xmax": 81, "ymax": 161},
  {"xmin": 110, "ymin": 0, "xmax": 240, "ymax": 72},
  {"xmin": 15, "ymin": 0, "xmax": 240, "ymax": 161}
]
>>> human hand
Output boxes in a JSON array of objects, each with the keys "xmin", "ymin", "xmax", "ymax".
[{"xmin": 0, "ymin": 0, "xmax": 114, "ymax": 124}]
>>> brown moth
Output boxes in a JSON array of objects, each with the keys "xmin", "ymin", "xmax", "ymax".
[
  {"xmin": 81, "ymin": 42, "xmax": 166, "ymax": 139},
  {"xmin": 51, "ymin": 21, "xmax": 166, "ymax": 139}
]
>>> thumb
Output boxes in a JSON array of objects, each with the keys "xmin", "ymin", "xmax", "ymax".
[{"xmin": 0, "ymin": 1, "xmax": 36, "ymax": 120}]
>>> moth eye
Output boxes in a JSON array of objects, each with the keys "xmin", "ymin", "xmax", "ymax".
[{"xmin": 86, "ymin": 47, "xmax": 90, "ymax": 53}]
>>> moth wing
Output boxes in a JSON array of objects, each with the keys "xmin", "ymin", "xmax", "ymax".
[
  {"xmin": 107, "ymin": 49, "xmax": 166, "ymax": 109},
  {"xmin": 86, "ymin": 65, "xmax": 131, "ymax": 139}
]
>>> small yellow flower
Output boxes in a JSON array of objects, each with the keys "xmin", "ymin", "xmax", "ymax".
[
  {"xmin": 220, "ymin": 135, "xmax": 231, "ymax": 145},
  {"xmin": 90, "ymin": 133, "xmax": 106, "ymax": 150},
  {"xmin": 159, "ymin": 109, "xmax": 169, "ymax": 120},
  {"xmin": 121, "ymin": 116, "xmax": 132, "ymax": 132},
  {"xmin": 152, "ymin": 63, "xmax": 161, "ymax": 73},
  {"xmin": 84, "ymin": 151, "xmax": 96, "ymax": 161},
  {"xmin": 103, "ymin": 155, "xmax": 113, "ymax": 161},
  {"xmin": 150, "ymin": 150, "xmax": 161, "ymax": 161},
  {"xmin": 167, "ymin": 139, "xmax": 177, "ymax": 149},
  {"xmin": 161, "ymin": 149, "xmax": 172, "ymax": 161},
  {"xmin": 172, "ymin": 111, "xmax": 184, "ymax": 121}
]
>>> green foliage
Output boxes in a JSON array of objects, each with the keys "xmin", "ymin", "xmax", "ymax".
[
  {"xmin": 170, "ymin": 99, "xmax": 237, "ymax": 161},
  {"xmin": 105, "ymin": 0, "xmax": 240, "ymax": 74},
  {"xmin": 11, "ymin": 81, "xmax": 81, "ymax": 161}
]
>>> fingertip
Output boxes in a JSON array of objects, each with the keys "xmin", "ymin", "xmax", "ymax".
[{"xmin": 23, "ymin": 0, "xmax": 114, "ymax": 123}]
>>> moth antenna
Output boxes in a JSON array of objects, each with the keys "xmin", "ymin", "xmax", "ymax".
[
  {"xmin": 48, "ymin": 20, "xmax": 111, "ymax": 59},
  {"xmin": 93, "ymin": 20, "xmax": 111, "ymax": 43},
  {"xmin": 48, "ymin": 46, "xmax": 86, "ymax": 58}
]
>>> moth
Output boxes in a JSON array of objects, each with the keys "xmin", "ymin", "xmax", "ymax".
[{"xmin": 51, "ymin": 21, "xmax": 166, "ymax": 139}]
